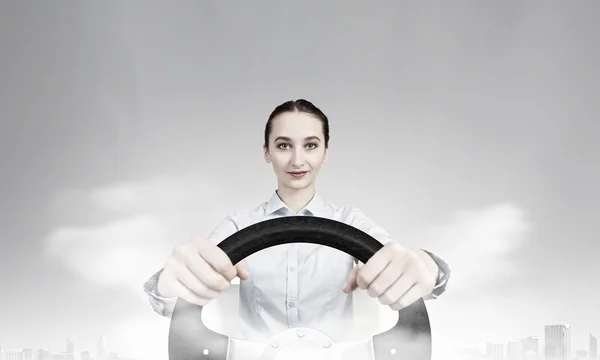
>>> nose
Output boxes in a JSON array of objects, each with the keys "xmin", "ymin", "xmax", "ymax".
[{"xmin": 291, "ymin": 148, "xmax": 305, "ymax": 167}]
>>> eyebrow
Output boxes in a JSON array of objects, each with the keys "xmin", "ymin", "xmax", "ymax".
[{"xmin": 274, "ymin": 136, "xmax": 321, "ymax": 142}]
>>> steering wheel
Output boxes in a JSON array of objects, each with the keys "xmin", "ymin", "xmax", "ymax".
[{"xmin": 168, "ymin": 216, "xmax": 432, "ymax": 360}]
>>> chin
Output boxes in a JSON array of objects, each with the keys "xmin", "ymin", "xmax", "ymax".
[
  {"xmin": 285, "ymin": 179, "xmax": 312, "ymax": 190},
  {"xmin": 286, "ymin": 181, "xmax": 306, "ymax": 189}
]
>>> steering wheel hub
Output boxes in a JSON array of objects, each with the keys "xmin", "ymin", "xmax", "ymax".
[{"xmin": 261, "ymin": 327, "xmax": 336, "ymax": 359}]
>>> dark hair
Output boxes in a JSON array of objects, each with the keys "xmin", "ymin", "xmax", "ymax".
[{"xmin": 263, "ymin": 99, "xmax": 330, "ymax": 149}]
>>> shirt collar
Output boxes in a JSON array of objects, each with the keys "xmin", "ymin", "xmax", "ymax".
[{"xmin": 265, "ymin": 190, "xmax": 326, "ymax": 217}]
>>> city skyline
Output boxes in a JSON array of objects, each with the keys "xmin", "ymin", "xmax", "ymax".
[
  {"xmin": 0, "ymin": 336, "xmax": 134, "ymax": 360},
  {"xmin": 450, "ymin": 327, "xmax": 599, "ymax": 360},
  {"xmin": 0, "ymin": 324, "xmax": 598, "ymax": 360}
]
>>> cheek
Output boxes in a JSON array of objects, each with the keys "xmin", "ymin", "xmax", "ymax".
[
  {"xmin": 312, "ymin": 149, "xmax": 327, "ymax": 160},
  {"xmin": 270, "ymin": 154, "xmax": 289, "ymax": 170},
  {"xmin": 307, "ymin": 153, "xmax": 326, "ymax": 169}
]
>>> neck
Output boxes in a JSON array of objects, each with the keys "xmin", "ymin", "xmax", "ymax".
[{"xmin": 276, "ymin": 183, "xmax": 316, "ymax": 214}]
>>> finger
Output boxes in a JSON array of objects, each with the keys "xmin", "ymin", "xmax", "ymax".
[
  {"xmin": 378, "ymin": 270, "xmax": 417, "ymax": 306},
  {"xmin": 366, "ymin": 260, "xmax": 403, "ymax": 298},
  {"xmin": 174, "ymin": 250, "xmax": 230, "ymax": 292},
  {"xmin": 173, "ymin": 280, "xmax": 213, "ymax": 306},
  {"xmin": 343, "ymin": 266, "xmax": 359, "ymax": 293},
  {"xmin": 194, "ymin": 238, "xmax": 237, "ymax": 281},
  {"xmin": 235, "ymin": 259, "xmax": 249, "ymax": 280},
  {"xmin": 389, "ymin": 283, "xmax": 423, "ymax": 311},
  {"xmin": 356, "ymin": 249, "xmax": 394, "ymax": 290},
  {"xmin": 173, "ymin": 261, "xmax": 221, "ymax": 299}
]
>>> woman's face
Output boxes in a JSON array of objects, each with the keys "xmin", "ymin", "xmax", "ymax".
[{"xmin": 264, "ymin": 111, "xmax": 328, "ymax": 192}]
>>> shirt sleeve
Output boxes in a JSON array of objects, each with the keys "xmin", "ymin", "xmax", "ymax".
[
  {"xmin": 344, "ymin": 207, "xmax": 451, "ymax": 299},
  {"xmin": 142, "ymin": 214, "xmax": 240, "ymax": 318},
  {"xmin": 421, "ymin": 249, "xmax": 451, "ymax": 300},
  {"xmin": 142, "ymin": 268, "xmax": 177, "ymax": 318},
  {"xmin": 207, "ymin": 214, "xmax": 240, "ymax": 245}
]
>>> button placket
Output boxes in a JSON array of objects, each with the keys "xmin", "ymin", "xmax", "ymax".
[{"xmin": 286, "ymin": 242, "xmax": 300, "ymax": 326}]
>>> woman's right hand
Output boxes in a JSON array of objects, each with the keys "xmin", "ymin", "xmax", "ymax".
[{"xmin": 156, "ymin": 235, "xmax": 249, "ymax": 306}]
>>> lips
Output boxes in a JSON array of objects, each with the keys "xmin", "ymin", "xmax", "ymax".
[{"xmin": 288, "ymin": 171, "xmax": 309, "ymax": 178}]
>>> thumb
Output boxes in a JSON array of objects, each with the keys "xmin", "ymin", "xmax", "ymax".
[
  {"xmin": 343, "ymin": 265, "xmax": 360, "ymax": 293},
  {"xmin": 235, "ymin": 259, "xmax": 249, "ymax": 280}
]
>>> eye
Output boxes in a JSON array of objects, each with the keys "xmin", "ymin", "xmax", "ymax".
[
  {"xmin": 305, "ymin": 143, "xmax": 318, "ymax": 150},
  {"xmin": 277, "ymin": 143, "xmax": 291, "ymax": 150}
]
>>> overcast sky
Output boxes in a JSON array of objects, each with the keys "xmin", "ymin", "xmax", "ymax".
[{"xmin": 1, "ymin": 1, "xmax": 599, "ymax": 360}]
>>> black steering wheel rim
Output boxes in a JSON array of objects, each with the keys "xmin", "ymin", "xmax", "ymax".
[{"xmin": 168, "ymin": 216, "xmax": 432, "ymax": 360}]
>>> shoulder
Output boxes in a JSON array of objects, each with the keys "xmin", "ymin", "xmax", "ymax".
[
  {"xmin": 324, "ymin": 201, "xmax": 392, "ymax": 244},
  {"xmin": 322, "ymin": 199, "xmax": 367, "ymax": 224},
  {"xmin": 221, "ymin": 200, "xmax": 269, "ymax": 226},
  {"xmin": 321, "ymin": 198, "xmax": 382, "ymax": 230},
  {"xmin": 208, "ymin": 201, "xmax": 269, "ymax": 242}
]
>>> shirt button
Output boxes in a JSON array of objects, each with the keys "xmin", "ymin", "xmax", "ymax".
[
  {"xmin": 288, "ymin": 266, "xmax": 296, "ymax": 271},
  {"xmin": 288, "ymin": 301, "xmax": 296, "ymax": 308}
]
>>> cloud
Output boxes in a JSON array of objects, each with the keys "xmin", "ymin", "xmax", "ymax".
[
  {"xmin": 42, "ymin": 172, "xmax": 246, "ymax": 293},
  {"xmin": 86, "ymin": 173, "xmax": 222, "ymax": 215},
  {"xmin": 421, "ymin": 202, "xmax": 533, "ymax": 295},
  {"xmin": 43, "ymin": 214, "xmax": 175, "ymax": 291}
]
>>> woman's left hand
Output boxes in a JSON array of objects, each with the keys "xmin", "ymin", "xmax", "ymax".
[{"xmin": 343, "ymin": 241, "xmax": 439, "ymax": 311}]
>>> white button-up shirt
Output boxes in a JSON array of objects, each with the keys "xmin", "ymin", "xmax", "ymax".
[{"xmin": 143, "ymin": 191, "xmax": 450, "ymax": 342}]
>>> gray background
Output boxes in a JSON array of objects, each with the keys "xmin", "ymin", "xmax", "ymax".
[{"xmin": 1, "ymin": 1, "xmax": 598, "ymax": 360}]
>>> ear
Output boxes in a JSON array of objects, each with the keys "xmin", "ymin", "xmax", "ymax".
[
  {"xmin": 322, "ymin": 148, "xmax": 328, "ymax": 164},
  {"xmin": 263, "ymin": 145, "xmax": 271, "ymax": 163}
]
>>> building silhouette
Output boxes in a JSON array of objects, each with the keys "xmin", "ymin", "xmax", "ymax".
[
  {"xmin": 37, "ymin": 348, "xmax": 52, "ymax": 360},
  {"xmin": 507, "ymin": 341, "xmax": 523, "ymax": 360},
  {"xmin": 545, "ymin": 324, "xmax": 572, "ymax": 360},
  {"xmin": 22, "ymin": 349, "xmax": 33, "ymax": 360},
  {"xmin": 97, "ymin": 336, "xmax": 107, "ymax": 360},
  {"xmin": 5, "ymin": 350, "xmax": 23, "ymax": 360},
  {"xmin": 64, "ymin": 338, "xmax": 74, "ymax": 360},
  {"xmin": 521, "ymin": 336, "xmax": 540, "ymax": 360},
  {"xmin": 487, "ymin": 342, "xmax": 504, "ymax": 360},
  {"xmin": 590, "ymin": 333, "xmax": 598, "ymax": 359},
  {"xmin": 522, "ymin": 336, "xmax": 539, "ymax": 354}
]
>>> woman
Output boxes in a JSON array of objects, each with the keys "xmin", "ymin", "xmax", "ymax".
[{"xmin": 143, "ymin": 99, "xmax": 451, "ymax": 342}]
